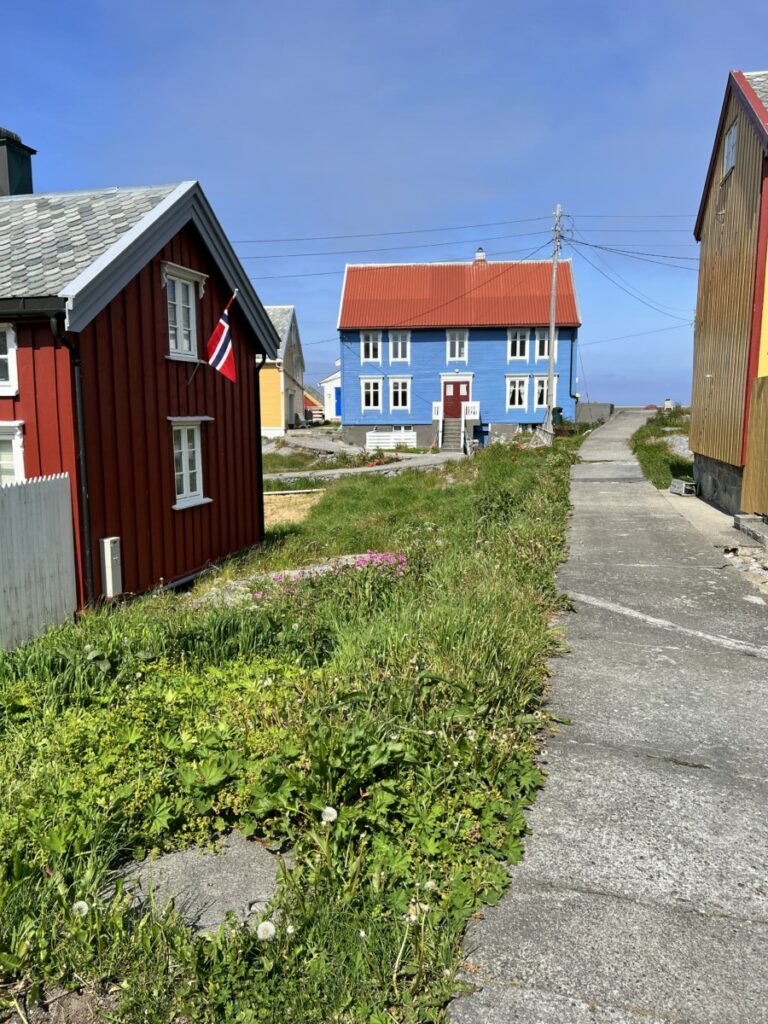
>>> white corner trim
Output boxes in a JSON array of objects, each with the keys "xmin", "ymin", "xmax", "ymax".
[{"xmin": 172, "ymin": 496, "xmax": 213, "ymax": 512}]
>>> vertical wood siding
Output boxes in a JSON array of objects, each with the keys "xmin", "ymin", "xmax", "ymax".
[
  {"xmin": 741, "ymin": 377, "xmax": 768, "ymax": 512},
  {"xmin": 691, "ymin": 92, "xmax": 765, "ymax": 465},
  {"xmin": 77, "ymin": 222, "xmax": 265, "ymax": 598},
  {"xmin": 0, "ymin": 475, "xmax": 77, "ymax": 649}
]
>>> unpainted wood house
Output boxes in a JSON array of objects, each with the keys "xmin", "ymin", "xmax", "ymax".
[
  {"xmin": 690, "ymin": 71, "xmax": 768, "ymax": 514},
  {"xmin": 0, "ymin": 130, "xmax": 279, "ymax": 605}
]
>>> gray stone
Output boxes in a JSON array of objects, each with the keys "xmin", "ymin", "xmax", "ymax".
[
  {"xmin": 693, "ymin": 452, "xmax": 744, "ymax": 515},
  {"xmin": 121, "ymin": 830, "xmax": 283, "ymax": 934}
]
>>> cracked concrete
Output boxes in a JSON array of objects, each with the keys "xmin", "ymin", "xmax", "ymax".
[{"xmin": 449, "ymin": 410, "xmax": 768, "ymax": 1024}]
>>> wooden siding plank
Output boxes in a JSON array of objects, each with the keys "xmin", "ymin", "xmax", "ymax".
[
  {"xmin": 742, "ymin": 377, "xmax": 768, "ymax": 512},
  {"xmin": 691, "ymin": 92, "xmax": 766, "ymax": 466}
]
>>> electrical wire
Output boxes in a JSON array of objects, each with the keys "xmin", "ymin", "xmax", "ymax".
[
  {"xmin": 578, "ymin": 323, "xmax": 693, "ymax": 348},
  {"xmin": 572, "ymin": 241, "xmax": 699, "ymax": 270},
  {"xmin": 566, "ymin": 225, "xmax": 693, "ymax": 316},
  {"xmin": 232, "ymin": 216, "xmax": 552, "ymax": 244},
  {"xmin": 564, "ymin": 240, "xmax": 691, "ymax": 322}
]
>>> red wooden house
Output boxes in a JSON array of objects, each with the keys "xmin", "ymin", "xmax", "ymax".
[{"xmin": 0, "ymin": 132, "xmax": 279, "ymax": 605}]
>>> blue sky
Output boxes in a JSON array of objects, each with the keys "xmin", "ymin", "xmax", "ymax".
[{"xmin": 6, "ymin": 0, "xmax": 768, "ymax": 402}]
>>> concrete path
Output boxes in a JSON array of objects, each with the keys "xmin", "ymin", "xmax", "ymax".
[
  {"xmin": 264, "ymin": 450, "xmax": 464, "ymax": 483},
  {"xmin": 450, "ymin": 410, "xmax": 768, "ymax": 1024}
]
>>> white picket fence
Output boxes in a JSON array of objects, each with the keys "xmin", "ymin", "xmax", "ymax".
[
  {"xmin": 0, "ymin": 474, "xmax": 77, "ymax": 650},
  {"xmin": 365, "ymin": 430, "xmax": 419, "ymax": 451}
]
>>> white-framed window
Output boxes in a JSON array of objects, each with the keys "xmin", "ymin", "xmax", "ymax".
[
  {"xmin": 166, "ymin": 275, "xmax": 198, "ymax": 360},
  {"xmin": 360, "ymin": 377, "xmax": 382, "ymax": 411},
  {"xmin": 507, "ymin": 328, "xmax": 529, "ymax": 361},
  {"xmin": 361, "ymin": 331, "xmax": 382, "ymax": 364},
  {"xmin": 447, "ymin": 329, "xmax": 468, "ymax": 363},
  {"xmin": 389, "ymin": 377, "xmax": 411, "ymax": 412},
  {"xmin": 169, "ymin": 417, "xmax": 213, "ymax": 510},
  {"xmin": 506, "ymin": 376, "xmax": 528, "ymax": 410},
  {"xmin": 535, "ymin": 328, "xmax": 558, "ymax": 361},
  {"xmin": 389, "ymin": 330, "xmax": 411, "ymax": 363},
  {"xmin": 534, "ymin": 376, "xmax": 558, "ymax": 409},
  {"xmin": 0, "ymin": 324, "xmax": 19, "ymax": 397},
  {"xmin": 723, "ymin": 121, "xmax": 738, "ymax": 178},
  {"xmin": 0, "ymin": 421, "xmax": 25, "ymax": 485}
]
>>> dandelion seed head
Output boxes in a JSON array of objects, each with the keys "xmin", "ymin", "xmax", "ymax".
[
  {"xmin": 359, "ymin": 929, "xmax": 367, "ymax": 939},
  {"xmin": 71, "ymin": 900, "xmax": 89, "ymax": 918},
  {"xmin": 286, "ymin": 924, "xmax": 295, "ymax": 936},
  {"xmin": 256, "ymin": 920, "xmax": 276, "ymax": 942},
  {"xmin": 321, "ymin": 805, "xmax": 338, "ymax": 824},
  {"xmin": 424, "ymin": 880, "xmax": 437, "ymax": 891}
]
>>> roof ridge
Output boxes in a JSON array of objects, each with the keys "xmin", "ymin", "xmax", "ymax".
[
  {"xmin": 345, "ymin": 258, "xmax": 570, "ymax": 269},
  {"xmin": 0, "ymin": 183, "xmax": 185, "ymax": 203}
]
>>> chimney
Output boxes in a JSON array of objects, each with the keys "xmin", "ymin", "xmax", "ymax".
[
  {"xmin": 0, "ymin": 128, "xmax": 36, "ymax": 197},
  {"xmin": 474, "ymin": 246, "xmax": 487, "ymax": 262}
]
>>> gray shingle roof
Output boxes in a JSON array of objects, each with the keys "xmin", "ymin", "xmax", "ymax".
[
  {"xmin": 0, "ymin": 184, "xmax": 177, "ymax": 298},
  {"xmin": 745, "ymin": 71, "xmax": 768, "ymax": 114},
  {"xmin": 264, "ymin": 305, "xmax": 295, "ymax": 359}
]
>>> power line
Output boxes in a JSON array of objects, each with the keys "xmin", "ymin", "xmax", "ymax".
[
  {"xmin": 235, "ymin": 229, "xmax": 551, "ymax": 261},
  {"xmin": 565, "ymin": 240, "xmax": 691, "ymax": 322},
  {"xmin": 575, "ymin": 240, "xmax": 699, "ymax": 265},
  {"xmin": 567, "ymin": 227, "xmax": 693, "ymax": 316},
  {"xmin": 232, "ymin": 216, "xmax": 552, "ymax": 244},
  {"xmin": 570, "ymin": 213, "xmax": 694, "ymax": 219},
  {"xmin": 579, "ymin": 323, "xmax": 693, "ymax": 348},
  {"xmin": 248, "ymin": 241, "xmax": 555, "ymax": 281}
]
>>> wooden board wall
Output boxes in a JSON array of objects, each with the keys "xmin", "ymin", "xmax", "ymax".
[
  {"xmin": 77, "ymin": 222, "xmax": 265, "ymax": 598},
  {"xmin": 690, "ymin": 91, "xmax": 765, "ymax": 466},
  {"xmin": 742, "ymin": 377, "xmax": 768, "ymax": 513}
]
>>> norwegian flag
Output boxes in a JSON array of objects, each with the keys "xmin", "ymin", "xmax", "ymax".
[{"xmin": 206, "ymin": 290, "xmax": 238, "ymax": 382}]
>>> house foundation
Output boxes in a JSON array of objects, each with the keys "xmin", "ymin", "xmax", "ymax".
[{"xmin": 693, "ymin": 453, "xmax": 744, "ymax": 515}]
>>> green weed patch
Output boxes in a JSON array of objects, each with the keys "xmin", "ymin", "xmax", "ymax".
[
  {"xmin": 630, "ymin": 407, "xmax": 693, "ymax": 489},
  {"xmin": 0, "ymin": 442, "xmax": 578, "ymax": 1022}
]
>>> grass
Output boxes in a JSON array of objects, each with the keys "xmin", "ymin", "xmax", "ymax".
[
  {"xmin": 0, "ymin": 441, "xmax": 579, "ymax": 1023},
  {"xmin": 630, "ymin": 407, "xmax": 693, "ymax": 489},
  {"xmin": 262, "ymin": 447, "xmax": 399, "ymax": 475}
]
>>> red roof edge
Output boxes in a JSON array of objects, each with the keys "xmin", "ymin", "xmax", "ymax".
[{"xmin": 694, "ymin": 71, "xmax": 768, "ymax": 241}]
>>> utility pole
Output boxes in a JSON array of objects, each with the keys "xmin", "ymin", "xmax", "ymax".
[{"xmin": 531, "ymin": 204, "xmax": 561, "ymax": 447}]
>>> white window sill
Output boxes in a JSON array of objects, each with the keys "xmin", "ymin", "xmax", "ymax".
[
  {"xmin": 0, "ymin": 387, "xmax": 19, "ymax": 398},
  {"xmin": 172, "ymin": 496, "xmax": 213, "ymax": 511},
  {"xmin": 166, "ymin": 352, "xmax": 201, "ymax": 364}
]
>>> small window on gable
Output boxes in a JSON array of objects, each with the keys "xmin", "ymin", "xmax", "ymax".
[
  {"xmin": 0, "ymin": 324, "xmax": 19, "ymax": 396},
  {"xmin": 508, "ymin": 329, "xmax": 528, "ymax": 360},
  {"xmin": 723, "ymin": 121, "xmax": 738, "ymax": 178},
  {"xmin": 361, "ymin": 331, "xmax": 382, "ymax": 363},
  {"xmin": 163, "ymin": 263, "xmax": 207, "ymax": 362}
]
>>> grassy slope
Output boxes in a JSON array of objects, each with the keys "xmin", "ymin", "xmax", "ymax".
[
  {"xmin": 630, "ymin": 407, "xmax": 693, "ymax": 489},
  {"xmin": 0, "ymin": 442, "xmax": 578, "ymax": 1023}
]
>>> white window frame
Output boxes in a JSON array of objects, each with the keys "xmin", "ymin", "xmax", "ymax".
[
  {"xmin": 507, "ymin": 328, "xmax": 529, "ymax": 362},
  {"xmin": 534, "ymin": 375, "xmax": 558, "ymax": 409},
  {"xmin": 389, "ymin": 330, "xmax": 411, "ymax": 364},
  {"xmin": 535, "ymin": 328, "xmax": 559, "ymax": 362},
  {"xmin": 389, "ymin": 376, "xmax": 412, "ymax": 413},
  {"xmin": 360, "ymin": 331, "xmax": 382, "ymax": 365},
  {"xmin": 446, "ymin": 329, "xmax": 469, "ymax": 363},
  {"xmin": 0, "ymin": 324, "xmax": 19, "ymax": 397},
  {"xmin": 723, "ymin": 121, "xmax": 738, "ymax": 178},
  {"xmin": 360, "ymin": 376, "xmax": 383, "ymax": 412},
  {"xmin": 0, "ymin": 421, "xmax": 25, "ymax": 484},
  {"xmin": 163, "ymin": 264, "xmax": 206, "ymax": 363},
  {"xmin": 168, "ymin": 417, "xmax": 213, "ymax": 510},
  {"xmin": 505, "ymin": 376, "xmax": 528, "ymax": 411}
]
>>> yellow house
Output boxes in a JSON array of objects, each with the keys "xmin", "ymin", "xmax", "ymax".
[{"xmin": 261, "ymin": 306, "xmax": 306, "ymax": 437}]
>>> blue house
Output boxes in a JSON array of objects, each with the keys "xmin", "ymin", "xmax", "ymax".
[{"xmin": 337, "ymin": 250, "xmax": 581, "ymax": 449}]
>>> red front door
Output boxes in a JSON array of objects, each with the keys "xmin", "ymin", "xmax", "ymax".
[{"xmin": 443, "ymin": 379, "xmax": 469, "ymax": 418}]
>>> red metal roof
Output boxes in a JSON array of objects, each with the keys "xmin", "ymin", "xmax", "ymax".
[{"xmin": 338, "ymin": 259, "xmax": 580, "ymax": 330}]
